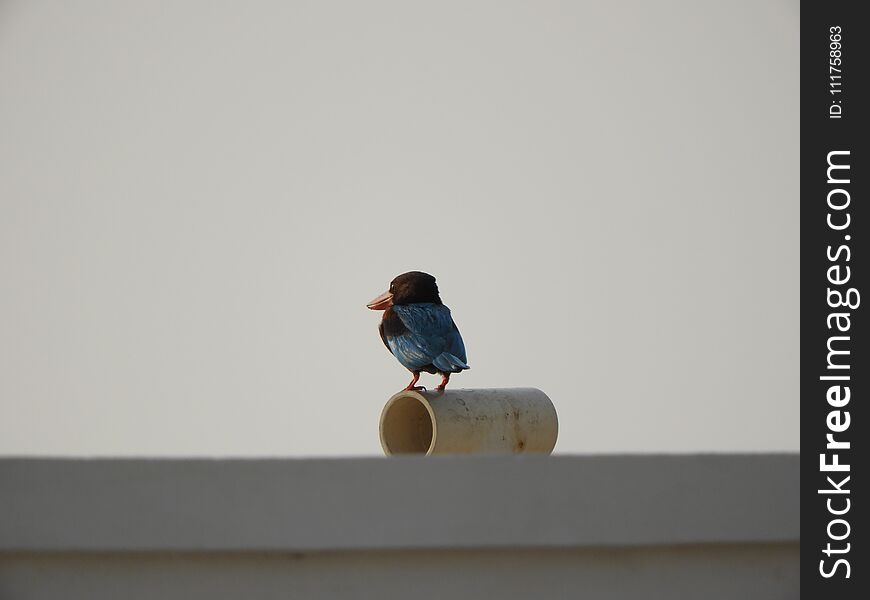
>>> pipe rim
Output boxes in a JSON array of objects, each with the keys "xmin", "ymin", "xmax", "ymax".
[{"xmin": 379, "ymin": 390, "xmax": 437, "ymax": 456}]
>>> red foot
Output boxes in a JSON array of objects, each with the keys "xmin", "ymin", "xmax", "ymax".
[
  {"xmin": 404, "ymin": 371, "xmax": 423, "ymax": 392},
  {"xmin": 435, "ymin": 373, "xmax": 450, "ymax": 392}
]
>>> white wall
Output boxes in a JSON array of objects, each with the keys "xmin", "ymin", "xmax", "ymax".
[
  {"xmin": 0, "ymin": 455, "xmax": 800, "ymax": 598},
  {"xmin": 0, "ymin": 546, "xmax": 799, "ymax": 600},
  {"xmin": 0, "ymin": 1, "xmax": 799, "ymax": 456}
]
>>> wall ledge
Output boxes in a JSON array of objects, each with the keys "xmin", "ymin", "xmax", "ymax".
[{"xmin": 0, "ymin": 454, "xmax": 798, "ymax": 552}]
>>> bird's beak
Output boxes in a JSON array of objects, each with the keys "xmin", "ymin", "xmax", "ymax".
[{"xmin": 367, "ymin": 290, "xmax": 393, "ymax": 310}]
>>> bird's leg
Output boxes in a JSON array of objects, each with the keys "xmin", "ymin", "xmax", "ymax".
[
  {"xmin": 404, "ymin": 371, "xmax": 425, "ymax": 391},
  {"xmin": 435, "ymin": 373, "xmax": 450, "ymax": 392}
]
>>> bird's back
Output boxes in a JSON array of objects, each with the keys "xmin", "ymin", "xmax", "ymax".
[{"xmin": 382, "ymin": 303, "xmax": 468, "ymax": 372}]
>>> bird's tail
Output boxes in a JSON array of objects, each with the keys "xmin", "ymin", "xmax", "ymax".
[{"xmin": 433, "ymin": 352, "xmax": 470, "ymax": 373}]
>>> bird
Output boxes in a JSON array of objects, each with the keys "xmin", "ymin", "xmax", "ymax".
[{"xmin": 367, "ymin": 271, "xmax": 469, "ymax": 392}]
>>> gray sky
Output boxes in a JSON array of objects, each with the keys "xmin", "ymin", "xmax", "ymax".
[{"xmin": 0, "ymin": 0, "xmax": 799, "ymax": 456}]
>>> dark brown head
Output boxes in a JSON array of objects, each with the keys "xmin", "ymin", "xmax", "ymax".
[{"xmin": 367, "ymin": 271, "xmax": 442, "ymax": 310}]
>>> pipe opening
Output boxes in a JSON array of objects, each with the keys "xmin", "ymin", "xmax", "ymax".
[{"xmin": 380, "ymin": 394, "xmax": 435, "ymax": 455}]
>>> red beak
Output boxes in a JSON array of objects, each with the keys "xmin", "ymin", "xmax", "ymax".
[{"xmin": 367, "ymin": 290, "xmax": 393, "ymax": 310}]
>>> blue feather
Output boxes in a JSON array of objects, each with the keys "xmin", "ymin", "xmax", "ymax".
[{"xmin": 386, "ymin": 304, "xmax": 469, "ymax": 373}]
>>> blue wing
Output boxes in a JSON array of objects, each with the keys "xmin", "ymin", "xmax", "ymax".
[{"xmin": 386, "ymin": 304, "xmax": 469, "ymax": 373}]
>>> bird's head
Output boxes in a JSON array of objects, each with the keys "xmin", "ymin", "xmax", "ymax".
[{"xmin": 367, "ymin": 271, "xmax": 442, "ymax": 310}]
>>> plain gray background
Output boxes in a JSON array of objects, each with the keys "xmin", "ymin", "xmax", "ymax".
[{"xmin": 0, "ymin": 0, "xmax": 798, "ymax": 456}]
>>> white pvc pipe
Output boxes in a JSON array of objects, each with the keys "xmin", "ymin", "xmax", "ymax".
[{"xmin": 379, "ymin": 388, "xmax": 558, "ymax": 456}]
